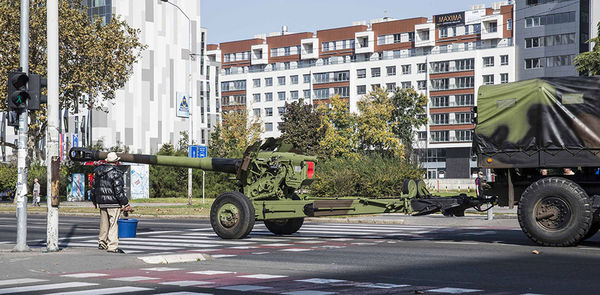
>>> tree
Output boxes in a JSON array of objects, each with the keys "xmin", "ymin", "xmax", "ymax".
[
  {"xmin": 317, "ymin": 95, "xmax": 359, "ymax": 159},
  {"xmin": 149, "ymin": 143, "xmax": 187, "ymax": 198},
  {"xmin": 208, "ymin": 110, "xmax": 262, "ymax": 158},
  {"xmin": 0, "ymin": 1, "xmax": 145, "ymax": 158},
  {"xmin": 575, "ymin": 22, "xmax": 600, "ymax": 75},
  {"xmin": 279, "ymin": 99, "xmax": 325, "ymax": 155},
  {"xmin": 389, "ymin": 87, "xmax": 428, "ymax": 158},
  {"xmin": 356, "ymin": 87, "xmax": 403, "ymax": 157}
]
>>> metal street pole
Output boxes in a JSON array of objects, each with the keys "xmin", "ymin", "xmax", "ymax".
[
  {"xmin": 14, "ymin": 0, "xmax": 30, "ymax": 252},
  {"xmin": 161, "ymin": 0, "xmax": 195, "ymax": 205},
  {"xmin": 46, "ymin": 0, "xmax": 59, "ymax": 251}
]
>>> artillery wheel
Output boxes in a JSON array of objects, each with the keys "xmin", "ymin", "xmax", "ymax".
[
  {"xmin": 583, "ymin": 221, "xmax": 600, "ymax": 240},
  {"xmin": 210, "ymin": 191, "xmax": 255, "ymax": 239},
  {"xmin": 264, "ymin": 218, "xmax": 304, "ymax": 235},
  {"xmin": 518, "ymin": 177, "xmax": 592, "ymax": 246}
]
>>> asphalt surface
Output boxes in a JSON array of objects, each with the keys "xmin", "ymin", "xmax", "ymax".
[{"xmin": 0, "ymin": 212, "xmax": 598, "ymax": 294}]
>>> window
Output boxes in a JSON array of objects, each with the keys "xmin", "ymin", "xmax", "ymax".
[
  {"xmin": 303, "ymin": 89, "xmax": 311, "ymax": 98},
  {"xmin": 371, "ymin": 67, "xmax": 380, "ymax": 77},
  {"xmin": 253, "ymin": 79, "xmax": 260, "ymax": 88},
  {"xmin": 487, "ymin": 22, "xmax": 497, "ymax": 33},
  {"xmin": 265, "ymin": 77, "xmax": 273, "ymax": 86},
  {"xmin": 278, "ymin": 91, "xmax": 286, "ymax": 101},
  {"xmin": 265, "ymin": 108, "xmax": 273, "ymax": 117},
  {"xmin": 431, "ymin": 78, "xmax": 449, "ymax": 90},
  {"xmin": 278, "ymin": 107, "xmax": 286, "ymax": 115},
  {"xmin": 456, "ymin": 94, "xmax": 474, "ymax": 106},
  {"xmin": 456, "ymin": 76, "xmax": 474, "ymax": 88},
  {"xmin": 525, "ymin": 58, "xmax": 544, "ymax": 69},
  {"xmin": 507, "ymin": 19, "xmax": 513, "ymax": 31},
  {"xmin": 431, "ymin": 96, "xmax": 449, "ymax": 108},
  {"xmin": 278, "ymin": 76, "xmax": 286, "ymax": 86},
  {"xmin": 456, "ymin": 58, "xmax": 474, "ymax": 71},
  {"xmin": 418, "ymin": 131, "xmax": 427, "ymax": 141},
  {"xmin": 291, "ymin": 75, "xmax": 298, "ymax": 84},
  {"xmin": 386, "ymin": 83, "xmax": 396, "ymax": 90},
  {"xmin": 357, "ymin": 69, "xmax": 366, "ymax": 78},
  {"xmin": 371, "ymin": 84, "xmax": 381, "ymax": 90},
  {"xmin": 431, "ymin": 131, "xmax": 450, "ymax": 142},
  {"xmin": 357, "ymin": 85, "xmax": 366, "ymax": 95},
  {"xmin": 440, "ymin": 27, "xmax": 448, "ymax": 38},
  {"xmin": 314, "ymin": 73, "xmax": 328, "ymax": 84},
  {"xmin": 290, "ymin": 91, "xmax": 299, "ymax": 100},
  {"xmin": 483, "ymin": 56, "xmax": 494, "ymax": 67},
  {"xmin": 334, "ymin": 86, "xmax": 349, "ymax": 97},
  {"xmin": 314, "ymin": 88, "xmax": 330, "ymax": 99},
  {"xmin": 303, "ymin": 74, "xmax": 311, "ymax": 83},
  {"xmin": 546, "ymin": 55, "xmax": 574, "ymax": 67},
  {"xmin": 401, "ymin": 81, "xmax": 412, "ymax": 89},
  {"xmin": 500, "ymin": 55, "xmax": 509, "ymax": 66},
  {"xmin": 417, "ymin": 80, "xmax": 427, "ymax": 90},
  {"xmin": 253, "ymin": 93, "xmax": 261, "ymax": 103},
  {"xmin": 456, "ymin": 130, "xmax": 472, "ymax": 142},
  {"xmin": 334, "ymin": 71, "xmax": 349, "ymax": 82},
  {"xmin": 431, "ymin": 61, "xmax": 450, "ymax": 73},
  {"xmin": 432, "ymin": 113, "xmax": 449, "ymax": 125},
  {"xmin": 265, "ymin": 122, "xmax": 273, "ymax": 132},
  {"xmin": 456, "ymin": 112, "xmax": 472, "ymax": 124},
  {"xmin": 253, "ymin": 108, "xmax": 261, "ymax": 117},
  {"xmin": 483, "ymin": 74, "xmax": 494, "ymax": 85},
  {"xmin": 402, "ymin": 65, "xmax": 411, "ymax": 75},
  {"xmin": 417, "ymin": 63, "xmax": 427, "ymax": 73},
  {"xmin": 408, "ymin": 32, "xmax": 415, "ymax": 42},
  {"xmin": 265, "ymin": 92, "xmax": 273, "ymax": 101},
  {"xmin": 500, "ymin": 73, "xmax": 509, "ymax": 84},
  {"xmin": 387, "ymin": 66, "xmax": 396, "ymax": 76},
  {"xmin": 473, "ymin": 24, "xmax": 481, "ymax": 33}
]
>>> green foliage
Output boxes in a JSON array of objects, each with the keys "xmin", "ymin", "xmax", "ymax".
[
  {"xmin": 208, "ymin": 110, "xmax": 262, "ymax": 158},
  {"xmin": 575, "ymin": 22, "xmax": 600, "ymax": 75},
  {"xmin": 310, "ymin": 154, "xmax": 423, "ymax": 198},
  {"xmin": 318, "ymin": 95, "xmax": 359, "ymax": 159},
  {"xmin": 280, "ymin": 99, "xmax": 325, "ymax": 155},
  {"xmin": 389, "ymin": 87, "xmax": 428, "ymax": 157},
  {"xmin": 356, "ymin": 87, "xmax": 403, "ymax": 157},
  {"xmin": 149, "ymin": 143, "xmax": 187, "ymax": 198},
  {"xmin": 0, "ymin": 164, "xmax": 17, "ymax": 194}
]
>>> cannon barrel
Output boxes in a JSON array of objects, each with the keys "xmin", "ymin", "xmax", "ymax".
[{"xmin": 69, "ymin": 147, "xmax": 241, "ymax": 174}]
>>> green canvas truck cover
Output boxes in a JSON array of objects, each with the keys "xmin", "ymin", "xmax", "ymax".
[{"xmin": 474, "ymin": 77, "xmax": 600, "ymax": 168}]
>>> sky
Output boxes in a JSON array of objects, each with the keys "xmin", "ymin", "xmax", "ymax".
[{"xmin": 201, "ymin": 0, "xmax": 502, "ymax": 45}]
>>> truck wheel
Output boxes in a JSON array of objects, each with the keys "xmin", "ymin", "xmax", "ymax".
[
  {"xmin": 518, "ymin": 177, "xmax": 592, "ymax": 246},
  {"xmin": 264, "ymin": 218, "xmax": 304, "ymax": 235},
  {"xmin": 210, "ymin": 191, "xmax": 255, "ymax": 239}
]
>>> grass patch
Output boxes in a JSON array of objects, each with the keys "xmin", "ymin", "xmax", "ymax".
[{"xmin": 129, "ymin": 197, "xmax": 210, "ymax": 204}]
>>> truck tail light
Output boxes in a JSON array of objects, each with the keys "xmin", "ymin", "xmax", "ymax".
[{"xmin": 306, "ymin": 161, "xmax": 314, "ymax": 179}]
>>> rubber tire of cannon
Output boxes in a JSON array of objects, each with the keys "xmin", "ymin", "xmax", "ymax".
[
  {"xmin": 518, "ymin": 177, "xmax": 592, "ymax": 247},
  {"xmin": 264, "ymin": 218, "xmax": 305, "ymax": 235},
  {"xmin": 210, "ymin": 191, "xmax": 255, "ymax": 239},
  {"xmin": 583, "ymin": 220, "xmax": 600, "ymax": 240}
]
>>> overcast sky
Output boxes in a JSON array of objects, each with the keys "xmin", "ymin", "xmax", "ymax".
[{"xmin": 201, "ymin": 0, "xmax": 501, "ymax": 44}]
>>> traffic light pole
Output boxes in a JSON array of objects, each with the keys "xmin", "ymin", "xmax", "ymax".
[
  {"xmin": 46, "ymin": 0, "xmax": 59, "ymax": 252},
  {"xmin": 13, "ymin": 0, "xmax": 30, "ymax": 252}
]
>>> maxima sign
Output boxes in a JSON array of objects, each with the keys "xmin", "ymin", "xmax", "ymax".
[{"xmin": 435, "ymin": 12, "xmax": 465, "ymax": 27}]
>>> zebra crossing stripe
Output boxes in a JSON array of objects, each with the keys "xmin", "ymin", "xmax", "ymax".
[
  {"xmin": 109, "ymin": 276, "xmax": 158, "ymax": 282},
  {"xmin": 159, "ymin": 281, "xmax": 213, "ymax": 286},
  {"xmin": 61, "ymin": 273, "xmax": 108, "ymax": 278},
  {"xmin": 108, "ymin": 239, "xmax": 222, "ymax": 248},
  {"xmin": 155, "ymin": 292, "xmax": 213, "ymax": 295},
  {"xmin": 45, "ymin": 286, "xmax": 153, "ymax": 295},
  {"xmin": 58, "ymin": 242, "xmax": 178, "ymax": 251},
  {"xmin": 0, "ymin": 282, "xmax": 98, "ymax": 294},
  {"xmin": 0, "ymin": 278, "xmax": 47, "ymax": 286},
  {"xmin": 150, "ymin": 236, "xmax": 255, "ymax": 245},
  {"xmin": 428, "ymin": 287, "xmax": 482, "ymax": 293}
]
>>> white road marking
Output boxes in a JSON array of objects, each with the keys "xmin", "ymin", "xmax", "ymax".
[
  {"xmin": 279, "ymin": 248, "xmax": 313, "ymax": 252},
  {"xmin": 109, "ymin": 276, "xmax": 158, "ymax": 282},
  {"xmin": 217, "ymin": 285, "xmax": 272, "ymax": 291},
  {"xmin": 188, "ymin": 271, "xmax": 233, "ymax": 275},
  {"xmin": 282, "ymin": 291, "xmax": 336, "ymax": 295},
  {"xmin": 61, "ymin": 273, "xmax": 107, "ymax": 278},
  {"xmin": 296, "ymin": 278, "xmax": 347, "ymax": 284},
  {"xmin": 159, "ymin": 281, "xmax": 212, "ymax": 286},
  {"xmin": 141, "ymin": 267, "xmax": 182, "ymax": 272},
  {"xmin": 45, "ymin": 286, "xmax": 153, "ymax": 295},
  {"xmin": 434, "ymin": 241, "xmax": 481, "ymax": 245},
  {"xmin": 0, "ymin": 278, "xmax": 47, "ymax": 286},
  {"xmin": 428, "ymin": 287, "xmax": 482, "ymax": 293},
  {"xmin": 359, "ymin": 283, "xmax": 410, "ymax": 289},
  {"xmin": 0, "ymin": 282, "xmax": 98, "ymax": 294},
  {"xmin": 237, "ymin": 274, "xmax": 287, "ymax": 279}
]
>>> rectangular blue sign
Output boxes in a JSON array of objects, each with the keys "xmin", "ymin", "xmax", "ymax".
[{"xmin": 189, "ymin": 145, "xmax": 207, "ymax": 158}]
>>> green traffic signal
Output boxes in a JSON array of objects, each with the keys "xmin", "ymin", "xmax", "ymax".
[{"xmin": 7, "ymin": 71, "xmax": 29, "ymax": 111}]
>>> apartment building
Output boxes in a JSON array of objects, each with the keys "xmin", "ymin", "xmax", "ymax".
[
  {"xmin": 515, "ymin": 0, "xmax": 599, "ymax": 80},
  {"xmin": 208, "ymin": 2, "xmax": 515, "ymax": 179}
]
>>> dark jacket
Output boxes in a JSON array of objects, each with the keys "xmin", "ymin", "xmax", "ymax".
[{"xmin": 92, "ymin": 164, "xmax": 128, "ymax": 208}]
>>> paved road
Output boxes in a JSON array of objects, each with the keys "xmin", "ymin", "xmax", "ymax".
[{"xmin": 0, "ymin": 214, "xmax": 599, "ymax": 294}]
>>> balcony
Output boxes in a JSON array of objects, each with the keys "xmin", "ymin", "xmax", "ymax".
[
  {"xmin": 480, "ymin": 14, "xmax": 503, "ymax": 40},
  {"xmin": 415, "ymin": 23, "xmax": 435, "ymax": 47},
  {"xmin": 354, "ymin": 31, "xmax": 374, "ymax": 54},
  {"xmin": 430, "ymin": 83, "xmax": 474, "ymax": 91},
  {"xmin": 251, "ymin": 43, "xmax": 268, "ymax": 65},
  {"xmin": 429, "ymin": 119, "xmax": 472, "ymax": 126},
  {"xmin": 429, "ymin": 101, "xmax": 475, "ymax": 108},
  {"xmin": 301, "ymin": 38, "xmax": 319, "ymax": 60},
  {"xmin": 430, "ymin": 136, "xmax": 472, "ymax": 143},
  {"xmin": 429, "ymin": 65, "xmax": 474, "ymax": 74}
]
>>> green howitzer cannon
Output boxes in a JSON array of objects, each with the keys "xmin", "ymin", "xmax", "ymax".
[{"xmin": 70, "ymin": 138, "xmax": 495, "ymax": 239}]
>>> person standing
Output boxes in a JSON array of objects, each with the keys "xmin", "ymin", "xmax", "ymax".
[
  {"xmin": 32, "ymin": 179, "xmax": 40, "ymax": 206},
  {"xmin": 91, "ymin": 152, "xmax": 131, "ymax": 254},
  {"xmin": 475, "ymin": 171, "xmax": 484, "ymax": 197}
]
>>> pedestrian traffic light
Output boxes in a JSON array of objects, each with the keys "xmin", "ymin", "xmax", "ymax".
[
  {"xmin": 7, "ymin": 71, "xmax": 29, "ymax": 112},
  {"xmin": 27, "ymin": 73, "xmax": 47, "ymax": 110}
]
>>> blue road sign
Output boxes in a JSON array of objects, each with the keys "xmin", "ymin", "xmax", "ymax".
[
  {"xmin": 189, "ymin": 145, "xmax": 207, "ymax": 158},
  {"xmin": 72, "ymin": 134, "xmax": 79, "ymax": 148}
]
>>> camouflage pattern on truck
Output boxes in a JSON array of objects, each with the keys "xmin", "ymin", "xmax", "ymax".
[{"xmin": 474, "ymin": 77, "xmax": 600, "ymax": 168}]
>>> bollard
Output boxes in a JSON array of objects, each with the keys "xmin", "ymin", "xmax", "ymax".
[{"xmin": 486, "ymin": 206, "xmax": 494, "ymax": 221}]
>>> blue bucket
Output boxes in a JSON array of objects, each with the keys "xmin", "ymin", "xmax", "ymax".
[{"xmin": 118, "ymin": 219, "xmax": 138, "ymax": 238}]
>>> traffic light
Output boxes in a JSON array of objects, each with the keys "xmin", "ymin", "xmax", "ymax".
[
  {"xmin": 27, "ymin": 73, "xmax": 47, "ymax": 110},
  {"xmin": 7, "ymin": 71, "xmax": 29, "ymax": 112}
]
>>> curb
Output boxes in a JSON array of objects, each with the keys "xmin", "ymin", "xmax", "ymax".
[{"xmin": 138, "ymin": 253, "xmax": 212, "ymax": 264}]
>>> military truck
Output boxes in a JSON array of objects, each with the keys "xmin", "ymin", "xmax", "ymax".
[{"xmin": 474, "ymin": 77, "xmax": 600, "ymax": 246}]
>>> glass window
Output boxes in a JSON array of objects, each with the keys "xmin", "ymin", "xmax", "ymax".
[
  {"xmin": 253, "ymin": 79, "xmax": 260, "ymax": 88},
  {"xmin": 387, "ymin": 66, "xmax": 396, "ymax": 76},
  {"xmin": 265, "ymin": 122, "xmax": 273, "ymax": 132},
  {"xmin": 401, "ymin": 81, "xmax": 412, "ymax": 89},
  {"xmin": 483, "ymin": 74, "xmax": 494, "ymax": 85},
  {"xmin": 456, "ymin": 94, "xmax": 474, "ymax": 106},
  {"xmin": 357, "ymin": 85, "xmax": 366, "ymax": 95},
  {"xmin": 278, "ymin": 91, "xmax": 286, "ymax": 101},
  {"xmin": 253, "ymin": 93, "xmax": 261, "ymax": 102},
  {"xmin": 291, "ymin": 75, "xmax": 298, "ymax": 84},
  {"xmin": 278, "ymin": 107, "xmax": 286, "ymax": 115},
  {"xmin": 500, "ymin": 73, "xmax": 509, "ymax": 84},
  {"xmin": 253, "ymin": 108, "xmax": 261, "ymax": 117},
  {"xmin": 303, "ymin": 74, "xmax": 310, "ymax": 83},
  {"xmin": 278, "ymin": 76, "xmax": 286, "ymax": 85},
  {"xmin": 265, "ymin": 92, "xmax": 273, "ymax": 101},
  {"xmin": 291, "ymin": 91, "xmax": 299, "ymax": 99},
  {"xmin": 357, "ymin": 69, "xmax": 366, "ymax": 78},
  {"xmin": 303, "ymin": 89, "xmax": 311, "ymax": 98},
  {"xmin": 371, "ymin": 68, "xmax": 381, "ymax": 77},
  {"xmin": 500, "ymin": 55, "xmax": 509, "ymax": 65},
  {"xmin": 417, "ymin": 63, "xmax": 427, "ymax": 73},
  {"xmin": 431, "ymin": 96, "xmax": 449, "ymax": 108},
  {"xmin": 265, "ymin": 108, "xmax": 273, "ymax": 117},
  {"xmin": 401, "ymin": 65, "xmax": 411, "ymax": 75},
  {"xmin": 417, "ymin": 80, "xmax": 427, "ymax": 90},
  {"xmin": 483, "ymin": 56, "xmax": 494, "ymax": 67},
  {"xmin": 265, "ymin": 78, "xmax": 273, "ymax": 86},
  {"xmin": 386, "ymin": 83, "xmax": 396, "ymax": 90}
]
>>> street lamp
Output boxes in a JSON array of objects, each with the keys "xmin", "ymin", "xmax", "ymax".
[{"xmin": 162, "ymin": 0, "xmax": 195, "ymax": 205}]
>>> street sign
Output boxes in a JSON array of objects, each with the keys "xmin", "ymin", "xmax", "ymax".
[
  {"xmin": 72, "ymin": 134, "xmax": 79, "ymax": 148},
  {"xmin": 189, "ymin": 145, "xmax": 207, "ymax": 158}
]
